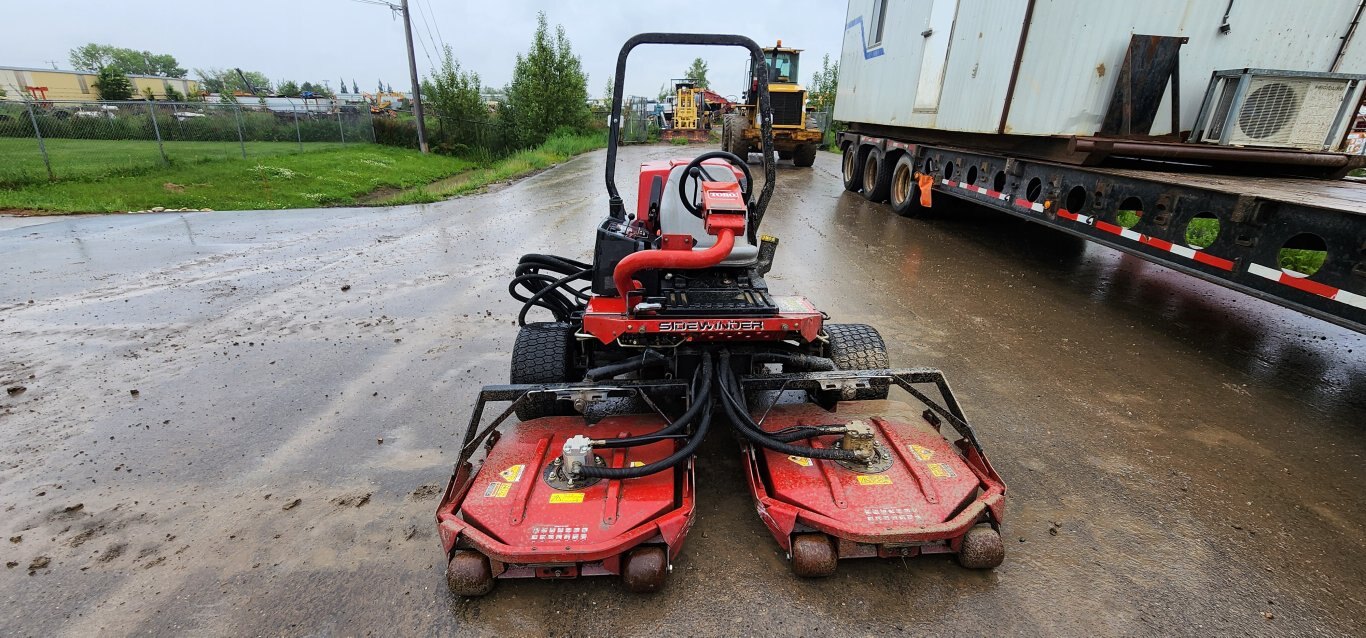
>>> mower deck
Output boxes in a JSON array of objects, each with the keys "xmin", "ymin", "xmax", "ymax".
[{"xmin": 743, "ymin": 399, "xmax": 1005, "ymax": 570}]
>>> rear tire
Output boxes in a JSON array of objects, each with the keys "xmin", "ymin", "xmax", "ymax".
[
  {"xmin": 862, "ymin": 147, "xmax": 892, "ymax": 203},
  {"xmin": 889, "ymin": 153, "xmax": 925, "ymax": 217},
  {"xmin": 841, "ymin": 144, "xmax": 863, "ymax": 192},
  {"xmin": 510, "ymin": 322, "xmax": 576, "ymax": 420},
  {"xmin": 724, "ymin": 113, "xmax": 749, "ymax": 158},
  {"xmin": 792, "ymin": 143, "xmax": 818, "ymax": 167},
  {"xmin": 824, "ymin": 323, "xmax": 890, "ymax": 400}
]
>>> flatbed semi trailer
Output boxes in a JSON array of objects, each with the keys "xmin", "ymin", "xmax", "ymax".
[
  {"xmin": 836, "ymin": 132, "xmax": 1366, "ymax": 333},
  {"xmin": 834, "ymin": 0, "xmax": 1366, "ymax": 333}
]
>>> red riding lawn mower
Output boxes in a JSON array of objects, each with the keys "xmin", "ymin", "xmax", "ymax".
[{"xmin": 435, "ymin": 33, "xmax": 1007, "ymax": 596}]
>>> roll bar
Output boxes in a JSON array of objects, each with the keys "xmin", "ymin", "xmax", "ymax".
[{"xmin": 605, "ymin": 33, "xmax": 775, "ymax": 234}]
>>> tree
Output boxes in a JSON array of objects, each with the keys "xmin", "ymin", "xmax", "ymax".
[
  {"xmin": 196, "ymin": 68, "xmax": 271, "ymax": 95},
  {"xmin": 300, "ymin": 81, "xmax": 315, "ymax": 94},
  {"xmin": 70, "ymin": 43, "xmax": 186, "ymax": 77},
  {"xmin": 602, "ymin": 77, "xmax": 614, "ymax": 103},
  {"xmin": 808, "ymin": 54, "xmax": 839, "ymax": 113},
  {"xmin": 503, "ymin": 12, "xmax": 590, "ymax": 148},
  {"xmin": 277, "ymin": 80, "xmax": 301, "ymax": 97},
  {"xmin": 164, "ymin": 82, "xmax": 183, "ymax": 102},
  {"xmin": 423, "ymin": 44, "xmax": 487, "ymax": 144},
  {"xmin": 352, "ymin": 79, "xmax": 360, "ymax": 94},
  {"xmin": 684, "ymin": 57, "xmax": 709, "ymax": 88},
  {"xmin": 339, "ymin": 77, "xmax": 347, "ymax": 94},
  {"xmin": 657, "ymin": 82, "xmax": 672, "ymax": 101},
  {"xmin": 92, "ymin": 66, "xmax": 134, "ymax": 101}
]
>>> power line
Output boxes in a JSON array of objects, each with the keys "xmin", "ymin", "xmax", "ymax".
[
  {"xmin": 419, "ymin": 0, "xmax": 446, "ymax": 51},
  {"xmin": 412, "ymin": 0, "xmax": 441, "ymax": 65}
]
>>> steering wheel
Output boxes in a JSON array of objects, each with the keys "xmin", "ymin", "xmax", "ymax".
[{"xmin": 678, "ymin": 151, "xmax": 753, "ymax": 219}]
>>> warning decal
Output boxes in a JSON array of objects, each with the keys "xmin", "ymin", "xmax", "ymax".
[
  {"xmin": 530, "ymin": 525, "xmax": 589, "ymax": 542},
  {"xmin": 483, "ymin": 482, "xmax": 511, "ymax": 498},
  {"xmin": 927, "ymin": 463, "xmax": 957, "ymax": 479},
  {"xmin": 629, "ymin": 461, "xmax": 645, "ymax": 468},
  {"xmin": 498, "ymin": 464, "xmax": 526, "ymax": 483},
  {"xmin": 787, "ymin": 455, "xmax": 813, "ymax": 467},
  {"xmin": 909, "ymin": 444, "xmax": 935, "ymax": 461},
  {"xmin": 856, "ymin": 474, "xmax": 893, "ymax": 485},
  {"xmin": 549, "ymin": 492, "xmax": 585, "ymax": 504}
]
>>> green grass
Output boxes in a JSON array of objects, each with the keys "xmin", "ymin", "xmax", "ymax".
[
  {"xmin": 0, "ymin": 144, "xmax": 473, "ymax": 213},
  {"xmin": 669, "ymin": 136, "xmax": 690, "ymax": 146},
  {"xmin": 0, "ymin": 138, "xmax": 346, "ymax": 188},
  {"xmin": 1185, "ymin": 217, "xmax": 1218, "ymax": 248},
  {"xmin": 1278, "ymin": 248, "xmax": 1327, "ymax": 276},
  {"xmin": 384, "ymin": 132, "xmax": 607, "ymax": 205},
  {"xmin": 1351, "ymin": 168, "xmax": 1364, "ymax": 178}
]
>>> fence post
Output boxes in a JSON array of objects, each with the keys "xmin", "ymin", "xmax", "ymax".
[
  {"xmin": 232, "ymin": 104, "xmax": 247, "ymax": 159},
  {"xmin": 292, "ymin": 108, "xmax": 303, "ymax": 152},
  {"xmin": 24, "ymin": 101, "xmax": 54, "ymax": 181},
  {"xmin": 146, "ymin": 102, "xmax": 168, "ymax": 165},
  {"xmin": 336, "ymin": 103, "xmax": 346, "ymax": 145}
]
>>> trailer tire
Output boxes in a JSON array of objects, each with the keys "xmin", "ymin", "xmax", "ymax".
[
  {"xmin": 841, "ymin": 144, "xmax": 864, "ymax": 192},
  {"xmin": 510, "ymin": 322, "xmax": 577, "ymax": 421},
  {"xmin": 862, "ymin": 147, "xmax": 893, "ymax": 203},
  {"xmin": 824, "ymin": 323, "xmax": 890, "ymax": 400},
  {"xmin": 792, "ymin": 143, "xmax": 818, "ymax": 167},
  {"xmin": 889, "ymin": 153, "xmax": 925, "ymax": 217}
]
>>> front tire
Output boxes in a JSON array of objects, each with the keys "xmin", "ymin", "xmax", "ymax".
[
  {"xmin": 841, "ymin": 144, "xmax": 863, "ymax": 192},
  {"xmin": 824, "ymin": 323, "xmax": 890, "ymax": 400},
  {"xmin": 792, "ymin": 143, "xmax": 818, "ymax": 167},
  {"xmin": 510, "ymin": 322, "xmax": 576, "ymax": 420}
]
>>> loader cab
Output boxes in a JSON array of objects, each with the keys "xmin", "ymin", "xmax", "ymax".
[{"xmin": 746, "ymin": 43, "xmax": 803, "ymax": 102}]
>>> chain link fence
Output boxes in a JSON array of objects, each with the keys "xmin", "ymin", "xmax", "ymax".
[{"xmin": 0, "ymin": 99, "xmax": 375, "ymax": 187}]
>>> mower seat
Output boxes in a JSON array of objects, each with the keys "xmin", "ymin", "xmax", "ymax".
[{"xmin": 659, "ymin": 162, "xmax": 758, "ymax": 266}]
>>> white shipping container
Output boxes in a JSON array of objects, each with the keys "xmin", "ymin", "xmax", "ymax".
[{"xmin": 835, "ymin": 0, "xmax": 1366, "ymax": 138}]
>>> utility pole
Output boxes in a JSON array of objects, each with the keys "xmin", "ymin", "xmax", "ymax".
[{"xmin": 400, "ymin": 0, "xmax": 429, "ymax": 153}]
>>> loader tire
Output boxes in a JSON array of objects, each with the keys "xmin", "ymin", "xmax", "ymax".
[
  {"xmin": 510, "ymin": 322, "xmax": 576, "ymax": 421},
  {"xmin": 841, "ymin": 144, "xmax": 863, "ymax": 192},
  {"xmin": 792, "ymin": 143, "xmax": 818, "ymax": 167},
  {"xmin": 724, "ymin": 114, "xmax": 749, "ymax": 157},
  {"xmin": 824, "ymin": 323, "xmax": 890, "ymax": 400},
  {"xmin": 862, "ymin": 147, "xmax": 892, "ymax": 203}
]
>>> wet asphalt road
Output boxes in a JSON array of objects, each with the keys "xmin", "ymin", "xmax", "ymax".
[{"xmin": 2, "ymin": 145, "xmax": 1365, "ymax": 637}]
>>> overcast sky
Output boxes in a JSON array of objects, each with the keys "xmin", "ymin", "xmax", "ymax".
[{"xmin": 0, "ymin": 0, "xmax": 848, "ymax": 98}]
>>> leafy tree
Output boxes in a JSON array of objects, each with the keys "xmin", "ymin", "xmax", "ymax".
[
  {"xmin": 70, "ymin": 43, "xmax": 186, "ymax": 77},
  {"xmin": 300, "ymin": 81, "xmax": 315, "ymax": 94},
  {"xmin": 386, "ymin": 82, "xmax": 394, "ymax": 93},
  {"xmin": 657, "ymin": 82, "xmax": 672, "ymax": 101},
  {"xmin": 339, "ymin": 77, "xmax": 347, "ymax": 94},
  {"xmin": 141, "ymin": 86, "xmax": 156, "ymax": 101},
  {"xmin": 92, "ymin": 66, "xmax": 134, "ymax": 101},
  {"xmin": 352, "ymin": 79, "xmax": 360, "ymax": 94},
  {"xmin": 684, "ymin": 57, "xmax": 709, "ymax": 88},
  {"xmin": 422, "ymin": 44, "xmax": 487, "ymax": 146},
  {"xmin": 503, "ymin": 12, "xmax": 590, "ymax": 148},
  {"xmin": 163, "ymin": 82, "xmax": 183, "ymax": 102},
  {"xmin": 196, "ymin": 68, "xmax": 271, "ymax": 95},
  {"xmin": 602, "ymin": 77, "xmax": 614, "ymax": 103},
  {"xmin": 378, "ymin": 79, "xmax": 384, "ymax": 94},
  {"xmin": 277, "ymin": 80, "xmax": 301, "ymax": 97},
  {"xmin": 808, "ymin": 54, "xmax": 839, "ymax": 113}
]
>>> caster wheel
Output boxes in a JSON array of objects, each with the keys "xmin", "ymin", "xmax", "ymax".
[
  {"xmin": 622, "ymin": 546, "xmax": 668, "ymax": 592},
  {"xmin": 791, "ymin": 534, "xmax": 838, "ymax": 578},
  {"xmin": 957, "ymin": 524, "xmax": 1005, "ymax": 569},
  {"xmin": 446, "ymin": 550, "xmax": 495, "ymax": 597}
]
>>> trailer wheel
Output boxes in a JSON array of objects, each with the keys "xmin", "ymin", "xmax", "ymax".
[
  {"xmin": 841, "ymin": 144, "xmax": 864, "ymax": 192},
  {"xmin": 510, "ymin": 322, "xmax": 576, "ymax": 420},
  {"xmin": 824, "ymin": 323, "xmax": 890, "ymax": 400},
  {"xmin": 791, "ymin": 534, "xmax": 838, "ymax": 578},
  {"xmin": 862, "ymin": 148, "xmax": 893, "ymax": 203},
  {"xmin": 447, "ymin": 550, "xmax": 495, "ymax": 597},
  {"xmin": 889, "ymin": 154, "xmax": 925, "ymax": 217},
  {"xmin": 792, "ymin": 143, "xmax": 818, "ymax": 167},
  {"xmin": 957, "ymin": 524, "xmax": 1005, "ymax": 569},
  {"xmin": 621, "ymin": 546, "xmax": 668, "ymax": 592}
]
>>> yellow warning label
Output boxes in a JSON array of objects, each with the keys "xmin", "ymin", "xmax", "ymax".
[
  {"xmin": 498, "ymin": 464, "xmax": 526, "ymax": 483},
  {"xmin": 629, "ymin": 461, "xmax": 645, "ymax": 468},
  {"xmin": 909, "ymin": 444, "xmax": 936, "ymax": 461},
  {"xmin": 787, "ymin": 455, "xmax": 813, "ymax": 467},
  {"xmin": 927, "ymin": 463, "xmax": 957, "ymax": 479},
  {"xmin": 856, "ymin": 474, "xmax": 893, "ymax": 485},
  {"xmin": 483, "ymin": 482, "xmax": 511, "ymax": 498},
  {"xmin": 549, "ymin": 492, "xmax": 585, "ymax": 504}
]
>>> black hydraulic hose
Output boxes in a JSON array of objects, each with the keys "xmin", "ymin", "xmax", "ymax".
[
  {"xmin": 750, "ymin": 352, "xmax": 836, "ymax": 372},
  {"xmin": 576, "ymin": 354, "xmax": 715, "ymax": 479},
  {"xmin": 586, "ymin": 354, "xmax": 712, "ymax": 448},
  {"xmin": 594, "ymin": 433, "xmax": 689, "ymax": 448},
  {"xmin": 715, "ymin": 353, "xmax": 862, "ymax": 461},
  {"xmin": 509, "ymin": 253, "xmax": 592, "ymax": 325},
  {"xmin": 584, "ymin": 349, "xmax": 669, "ymax": 381}
]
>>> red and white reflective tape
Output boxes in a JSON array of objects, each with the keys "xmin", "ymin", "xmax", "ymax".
[
  {"xmin": 941, "ymin": 179, "xmax": 1009, "ymax": 202},
  {"xmin": 1012, "ymin": 197, "xmax": 1046, "ymax": 212},
  {"xmin": 1056, "ymin": 209, "xmax": 1236, "ymax": 272},
  {"xmin": 1247, "ymin": 263, "xmax": 1366, "ymax": 310}
]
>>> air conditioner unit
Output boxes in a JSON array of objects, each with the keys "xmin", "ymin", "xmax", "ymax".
[{"xmin": 1190, "ymin": 69, "xmax": 1366, "ymax": 151}]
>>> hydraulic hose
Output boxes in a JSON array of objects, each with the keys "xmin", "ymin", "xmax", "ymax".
[
  {"xmin": 576, "ymin": 354, "xmax": 715, "ymax": 479},
  {"xmin": 584, "ymin": 349, "xmax": 669, "ymax": 381},
  {"xmin": 715, "ymin": 352, "xmax": 863, "ymax": 462},
  {"xmin": 750, "ymin": 352, "xmax": 836, "ymax": 372},
  {"xmin": 508, "ymin": 253, "xmax": 592, "ymax": 325}
]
